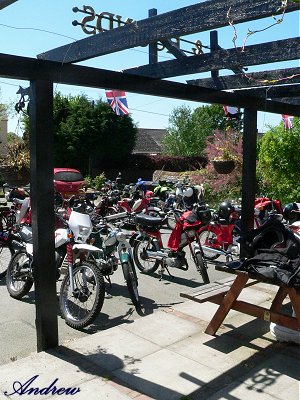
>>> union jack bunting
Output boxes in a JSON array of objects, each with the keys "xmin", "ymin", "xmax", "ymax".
[
  {"xmin": 223, "ymin": 105, "xmax": 240, "ymax": 119},
  {"xmin": 282, "ymin": 114, "xmax": 293, "ymax": 130},
  {"xmin": 105, "ymin": 90, "xmax": 129, "ymax": 116}
]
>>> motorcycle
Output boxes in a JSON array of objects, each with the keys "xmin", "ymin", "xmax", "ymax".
[
  {"xmin": 130, "ymin": 204, "xmax": 211, "ymax": 284},
  {"xmin": 0, "ymin": 185, "xmax": 32, "ymax": 279},
  {"xmin": 6, "ymin": 208, "xmax": 106, "ymax": 330},
  {"xmin": 89, "ymin": 212, "xmax": 140, "ymax": 307},
  {"xmin": 199, "ymin": 201, "xmax": 241, "ymax": 262}
]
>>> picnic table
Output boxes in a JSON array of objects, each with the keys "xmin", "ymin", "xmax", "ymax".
[{"xmin": 181, "ymin": 264, "xmax": 300, "ymax": 336}]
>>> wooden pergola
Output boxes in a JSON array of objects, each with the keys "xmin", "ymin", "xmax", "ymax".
[{"xmin": 0, "ymin": 0, "xmax": 299, "ymax": 351}]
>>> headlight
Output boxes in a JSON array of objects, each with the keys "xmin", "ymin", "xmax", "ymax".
[
  {"xmin": 116, "ymin": 231, "xmax": 126, "ymax": 242},
  {"xmin": 79, "ymin": 226, "xmax": 91, "ymax": 237}
]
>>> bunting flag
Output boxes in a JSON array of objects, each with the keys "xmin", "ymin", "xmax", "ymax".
[
  {"xmin": 282, "ymin": 114, "xmax": 293, "ymax": 129},
  {"xmin": 223, "ymin": 105, "xmax": 240, "ymax": 119},
  {"xmin": 105, "ymin": 90, "xmax": 129, "ymax": 116}
]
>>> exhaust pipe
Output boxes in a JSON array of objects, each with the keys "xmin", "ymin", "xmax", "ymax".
[
  {"xmin": 143, "ymin": 250, "xmax": 167, "ymax": 260},
  {"xmin": 201, "ymin": 245, "xmax": 226, "ymax": 256}
]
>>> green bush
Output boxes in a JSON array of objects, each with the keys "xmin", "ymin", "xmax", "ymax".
[
  {"xmin": 257, "ymin": 118, "xmax": 300, "ymax": 203},
  {"xmin": 84, "ymin": 173, "xmax": 106, "ymax": 190}
]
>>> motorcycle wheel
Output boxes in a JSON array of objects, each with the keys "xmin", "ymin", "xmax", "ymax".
[
  {"xmin": 195, "ymin": 252, "xmax": 210, "ymax": 284},
  {"xmin": 59, "ymin": 261, "xmax": 105, "ymax": 330},
  {"xmin": 199, "ymin": 228, "xmax": 220, "ymax": 260},
  {"xmin": 0, "ymin": 241, "xmax": 14, "ymax": 279},
  {"xmin": 133, "ymin": 237, "xmax": 160, "ymax": 274},
  {"xmin": 122, "ymin": 260, "xmax": 140, "ymax": 307},
  {"xmin": 6, "ymin": 251, "xmax": 33, "ymax": 299}
]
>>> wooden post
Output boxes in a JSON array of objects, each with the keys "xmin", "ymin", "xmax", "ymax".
[
  {"xmin": 241, "ymin": 108, "xmax": 257, "ymax": 256},
  {"xmin": 29, "ymin": 79, "xmax": 58, "ymax": 351},
  {"xmin": 148, "ymin": 8, "xmax": 158, "ymax": 64},
  {"xmin": 210, "ymin": 31, "xmax": 220, "ymax": 85}
]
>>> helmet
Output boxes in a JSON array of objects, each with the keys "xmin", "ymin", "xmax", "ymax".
[
  {"xmin": 282, "ymin": 203, "xmax": 299, "ymax": 223},
  {"xmin": 218, "ymin": 201, "xmax": 235, "ymax": 219},
  {"xmin": 182, "ymin": 187, "xmax": 193, "ymax": 198},
  {"xmin": 145, "ymin": 190, "xmax": 153, "ymax": 198}
]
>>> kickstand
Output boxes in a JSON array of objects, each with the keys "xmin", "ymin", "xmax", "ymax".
[
  {"xmin": 104, "ymin": 275, "xmax": 113, "ymax": 298},
  {"xmin": 158, "ymin": 260, "xmax": 172, "ymax": 281}
]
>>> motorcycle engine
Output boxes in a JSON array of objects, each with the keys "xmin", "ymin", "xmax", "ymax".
[{"xmin": 98, "ymin": 255, "xmax": 118, "ymax": 274}]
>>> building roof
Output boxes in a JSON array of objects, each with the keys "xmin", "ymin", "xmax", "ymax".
[{"xmin": 133, "ymin": 128, "xmax": 166, "ymax": 154}]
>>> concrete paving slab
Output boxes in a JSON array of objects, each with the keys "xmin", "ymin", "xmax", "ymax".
[
  {"xmin": 204, "ymin": 380, "xmax": 279, "ymax": 400},
  {"xmin": 66, "ymin": 325, "xmax": 161, "ymax": 372},
  {"xmin": 121, "ymin": 310, "xmax": 202, "ymax": 347},
  {"xmin": 0, "ymin": 351, "xmax": 97, "ymax": 400},
  {"xmin": 50, "ymin": 378, "xmax": 131, "ymax": 400},
  {"xmin": 0, "ymin": 320, "xmax": 36, "ymax": 364},
  {"xmin": 236, "ymin": 352, "xmax": 300, "ymax": 400},
  {"xmin": 114, "ymin": 348, "xmax": 225, "ymax": 400},
  {"xmin": 168, "ymin": 331, "xmax": 260, "ymax": 373}
]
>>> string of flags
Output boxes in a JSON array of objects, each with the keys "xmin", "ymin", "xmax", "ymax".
[
  {"xmin": 223, "ymin": 105, "xmax": 241, "ymax": 120},
  {"xmin": 282, "ymin": 114, "xmax": 293, "ymax": 130},
  {"xmin": 105, "ymin": 90, "xmax": 129, "ymax": 116}
]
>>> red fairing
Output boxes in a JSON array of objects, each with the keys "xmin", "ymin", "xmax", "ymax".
[
  {"xmin": 167, "ymin": 211, "xmax": 202, "ymax": 251},
  {"xmin": 255, "ymin": 197, "xmax": 282, "ymax": 213}
]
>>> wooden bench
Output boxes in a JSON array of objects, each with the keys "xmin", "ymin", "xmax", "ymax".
[
  {"xmin": 180, "ymin": 276, "xmax": 257, "ymax": 304},
  {"xmin": 180, "ymin": 266, "xmax": 300, "ymax": 336}
]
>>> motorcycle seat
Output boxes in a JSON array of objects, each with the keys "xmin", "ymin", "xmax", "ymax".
[{"xmin": 135, "ymin": 214, "xmax": 163, "ymax": 227}]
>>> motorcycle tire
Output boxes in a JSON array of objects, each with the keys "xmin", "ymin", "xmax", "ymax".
[
  {"xmin": 59, "ymin": 261, "xmax": 105, "ymax": 330},
  {"xmin": 6, "ymin": 251, "xmax": 33, "ymax": 299},
  {"xmin": 122, "ymin": 260, "xmax": 140, "ymax": 307},
  {"xmin": 0, "ymin": 241, "xmax": 14, "ymax": 279},
  {"xmin": 133, "ymin": 237, "xmax": 160, "ymax": 274},
  {"xmin": 199, "ymin": 228, "xmax": 220, "ymax": 260},
  {"xmin": 195, "ymin": 252, "xmax": 210, "ymax": 284}
]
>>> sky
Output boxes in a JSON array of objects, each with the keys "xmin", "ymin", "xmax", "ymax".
[{"xmin": 0, "ymin": 0, "xmax": 299, "ymax": 135}]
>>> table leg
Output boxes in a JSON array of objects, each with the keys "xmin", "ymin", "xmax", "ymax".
[
  {"xmin": 270, "ymin": 287, "xmax": 289, "ymax": 313},
  {"xmin": 288, "ymin": 288, "xmax": 300, "ymax": 329},
  {"xmin": 205, "ymin": 273, "xmax": 249, "ymax": 335}
]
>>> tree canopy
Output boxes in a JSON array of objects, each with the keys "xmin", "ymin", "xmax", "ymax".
[
  {"xmin": 162, "ymin": 104, "xmax": 237, "ymax": 157},
  {"xmin": 257, "ymin": 117, "xmax": 300, "ymax": 203},
  {"xmin": 23, "ymin": 92, "xmax": 137, "ymax": 174}
]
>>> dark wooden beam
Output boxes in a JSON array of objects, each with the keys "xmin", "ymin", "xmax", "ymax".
[
  {"xmin": 160, "ymin": 39, "xmax": 187, "ymax": 59},
  {"xmin": 187, "ymin": 67, "xmax": 300, "ymax": 90},
  {"xmin": 123, "ymin": 37, "xmax": 300, "ymax": 78},
  {"xmin": 29, "ymin": 79, "xmax": 58, "ymax": 352},
  {"xmin": 0, "ymin": 0, "xmax": 17, "ymax": 10},
  {"xmin": 241, "ymin": 108, "xmax": 257, "ymax": 253},
  {"xmin": 37, "ymin": 0, "xmax": 300, "ymax": 63},
  {"xmin": 273, "ymin": 97, "xmax": 300, "ymax": 105},
  {"xmin": 1, "ymin": 52, "xmax": 300, "ymax": 116},
  {"xmin": 148, "ymin": 9, "xmax": 158, "ymax": 64},
  {"xmin": 233, "ymin": 85, "xmax": 300, "ymax": 99}
]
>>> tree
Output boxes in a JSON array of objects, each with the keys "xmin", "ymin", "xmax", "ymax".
[
  {"xmin": 23, "ymin": 92, "xmax": 137, "ymax": 174},
  {"xmin": 257, "ymin": 117, "xmax": 300, "ymax": 203},
  {"xmin": 162, "ymin": 104, "xmax": 233, "ymax": 157}
]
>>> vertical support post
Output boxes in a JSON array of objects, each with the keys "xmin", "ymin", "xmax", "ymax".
[
  {"xmin": 29, "ymin": 79, "xmax": 58, "ymax": 351},
  {"xmin": 210, "ymin": 31, "xmax": 220, "ymax": 84},
  {"xmin": 148, "ymin": 8, "xmax": 158, "ymax": 64},
  {"xmin": 241, "ymin": 108, "xmax": 257, "ymax": 256}
]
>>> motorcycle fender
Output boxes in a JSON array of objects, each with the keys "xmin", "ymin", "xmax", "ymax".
[
  {"xmin": 119, "ymin": 252, "xmax": 130, "ymax": 263},
  {"xmin": 148, "ymin": 206, "xmax": 161, "ymax": 212},
  {"xmin": 72, "ymin": 243, "xmax": 101, "ymax": 253}
]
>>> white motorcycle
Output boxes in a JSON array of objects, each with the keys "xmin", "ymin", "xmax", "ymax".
[{"xmin": 6, "ymin": 209, "xmax": 106, "ymax": 330}]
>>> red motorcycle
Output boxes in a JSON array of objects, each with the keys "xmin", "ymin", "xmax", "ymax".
[
  {"xmin": 199, "ymin": 201, "xmax": 241, "ymax": 262},
  {"xmin": 130, "ymin": 204, "xmax": 211, "ymax": 283},
  {"xmin": 254, "ymin": 197, "xmax": 283, "ymax": 228}
]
